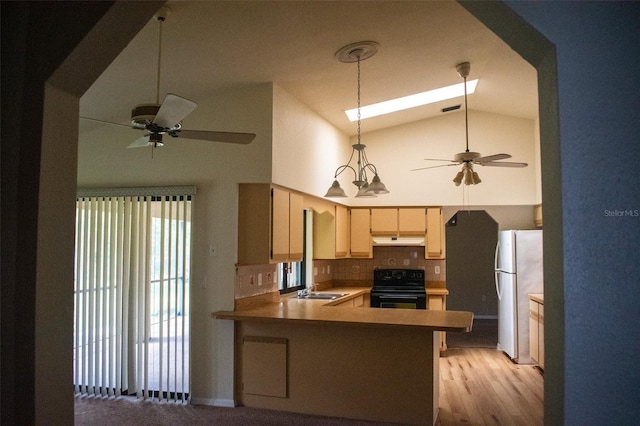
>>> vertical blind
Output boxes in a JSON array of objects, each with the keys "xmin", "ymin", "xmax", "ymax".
[{"xmin": 74, "ymin": 187, "xmax": 193, "ymax": 402}]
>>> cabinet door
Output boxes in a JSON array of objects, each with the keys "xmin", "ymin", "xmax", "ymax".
[
  {"xmin": 238, "ymin": 184, "xmax": 272, "ymax": 265},
  {"xmin": 426, "ymin": 207, "xmax": 443, "ymax": 258},
  {"xmin": 288, "ymin": 192, "xmax": 304, "ymax": 262},
  {"xmin": 538, "ymin": 303, "xmax": 544, "ymax": 369},
  {"xmin": 529, "ymin": 300, "xmax": 539, "ymax": 363},
  {"xmin": 398, "ymin": 208, "xmax": 426, "ymax": 236},
  {"xmin": 335, "ymin": 205, "xmax": 349, "ymax": 258},
  {"xmin": 350, "ymin": 209, "xmax": 371, "ymax": 258},
  {"xmin": 271, "ymin": 187, "xmax": 290, "ymax": 262},
  {"xmin": 371, "ymin": 208, "xmax": 397, "ymax": 235}
]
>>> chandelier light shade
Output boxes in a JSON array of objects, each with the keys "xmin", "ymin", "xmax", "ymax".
[{"xmin": 324, "ymin": 41, "xmax": 389, "ymax": 198}]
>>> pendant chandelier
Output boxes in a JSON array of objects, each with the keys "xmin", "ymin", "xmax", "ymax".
[{"xmin": 324, "ymin": 42, "xmax": 389, "ymax": 198}]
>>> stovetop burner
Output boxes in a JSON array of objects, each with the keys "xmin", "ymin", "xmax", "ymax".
[{"xmin": 373, "ymin": 269, "xmax": 426, "ymax": 290}]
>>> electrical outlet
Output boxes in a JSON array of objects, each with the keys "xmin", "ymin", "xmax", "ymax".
[
  {"xmin": 209, "ymin": 245, "xmax": 217, "ymax": 257},
  {"xmin": 434, "ymin": 266, "xmax": 440, "ymax": 274}
]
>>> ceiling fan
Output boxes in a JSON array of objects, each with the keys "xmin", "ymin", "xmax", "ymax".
[
  {"xmin": 411, "ymin": 62, "xmax": 527, "ymax": 185},
  {"xmin": 80, "ymin": 6, "xmax": 256, "ymax": 149}
]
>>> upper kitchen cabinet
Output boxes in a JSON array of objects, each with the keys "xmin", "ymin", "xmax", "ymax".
[
  {"xmin": 534, "ymin": 204, "xmax": 543, "ymax": 228},
  {"xmin": 313, "ymin": 204, "xmax": 349, "ymax": 259},
  {"xmin": 238, "ymin": 184, "xmax": 303, "ymax": 265},
  {"xmin": 426, "ymin": 207, "xmax": 445, "ymax": 259},
  {"xmin": 350, "ymin": 208, "xmax": 372, "ymax": 258},
  {"xmin": 399, "ymin": 208, "xmax": 427, "ymax": 235},
  {"xmin": 371, "ymin": 208, "xmax": 397, "ymax": 235},
  {"xmin": 371, "ymin": 208, "xmax": 426, "ymax": 236}
]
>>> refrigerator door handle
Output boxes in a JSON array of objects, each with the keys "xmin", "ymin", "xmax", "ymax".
[{"xmin": 495, "ymin": 240, "xmax": 502, "ymax": 300}]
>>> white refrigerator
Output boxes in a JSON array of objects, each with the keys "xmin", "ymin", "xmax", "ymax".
[{"xmin": 494, "ymin": 230, "xmax": 543, "ymax": 363}]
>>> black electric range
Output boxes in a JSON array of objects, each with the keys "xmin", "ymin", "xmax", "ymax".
[{"xmin": 370, "ymin": 269, "xmax": 427, "ymax": 309}]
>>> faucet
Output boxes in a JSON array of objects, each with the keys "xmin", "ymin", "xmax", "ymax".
[{"xmin": 297, "ymin": 283, "xmax": 317, "ymax": 297}]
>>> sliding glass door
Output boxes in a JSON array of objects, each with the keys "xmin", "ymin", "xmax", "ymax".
[{"xmin": 73, "ymin": 188, "xmax": 192, "ymax": 402}]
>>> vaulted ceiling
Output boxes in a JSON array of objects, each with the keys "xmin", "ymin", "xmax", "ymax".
[{"xmin": 79, "ymin": 1, "xmax": 537, "ymax": 139}]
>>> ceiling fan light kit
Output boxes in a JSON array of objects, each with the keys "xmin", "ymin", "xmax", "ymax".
[
  {"xmin": 79, "ymin": 5, "xmax": 255, "ymax": 150},
  {"xmin": 325, "ymin": 41, "xmax": 390, "ymax": 198},
  {"xmin": 411, "ymin": 61, "xmax": 528, "ymax": 185}
]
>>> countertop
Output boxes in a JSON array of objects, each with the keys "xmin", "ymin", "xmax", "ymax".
[
  {"xmin": 213, "ymin": 287, "xmax": 472, "ymax": 332},
  {"xmin": 529, "ymin": 293, "xmax": 544, "ymax": 304}
]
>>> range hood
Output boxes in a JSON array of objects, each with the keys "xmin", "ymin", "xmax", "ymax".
[{"xmin": 372, "ymin": 236, "xmax": 425, "ymax": 246}]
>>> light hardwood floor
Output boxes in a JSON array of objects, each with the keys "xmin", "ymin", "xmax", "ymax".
[{"xmin": 436, "ymin": 348, "xmax": 544, "ymax": 425}]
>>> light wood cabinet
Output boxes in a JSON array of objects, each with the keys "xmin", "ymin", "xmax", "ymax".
[
  {"xmin": 350, "ymin": 208, "xmax": 372, "ymax": 258},
  {"xmin": 529, "ymin": 296, "xmax": 544, "ymax": 369},
  {"xmin": 534, "ymin": 204, "xmax": 543, "ymax": 228},
  {"xmin": 335, "ymin": 205, "xmax": 349, "ymax": 257},
  {"xmin": 238, "ymin": 184, "xmax": 304, "ymax": 265},
  {"xmin": 371, "ymin": 208, "xmax": 398, "ymax": 235},
  {"xmin": 371, "ymin": 208, "xmax": 425, "ymax": 236},
  {"xmin": 426, "ymin": 207, "xmax": 444, "ymax": 259},
  {"xmin": 333, "ymin": 294, "xmax": 364, "ymax": 308},
  {"xmin": 313, "ymin": 204, "xmax": 349, "ymax": 259},
  {"xmin": 428, "ymin": 293, "xmax": 448, "ymax": 351},
  {"xmin": 398, "ymin": 208, "xmax": 426, "ymax": 235}
]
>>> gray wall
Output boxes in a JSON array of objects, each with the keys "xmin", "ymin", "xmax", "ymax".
[
  {"xmin": 485, "ymin": 1, "xmax": 640, "ymax": 424},
  {"xmin": 445, "ymin": 210, "xmax": 499, "ymax": 317}
]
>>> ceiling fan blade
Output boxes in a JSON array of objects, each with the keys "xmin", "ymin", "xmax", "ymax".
[
  {"xmin": 154, "ymin": 93, "xmax": 197, "ymax": 129},
  {"xmin": 423, "ymin": 158, "xmax": 458, "ymax": 162},
  {"xmin": 479, "ymin": 161, "xmax": 528, "ymax": 168},
  {"xmin": 80, "ymin": 116, "xmax": 132, "ymax": 129},
  {"xmin": 475, "ymin": 153, "xmax": 511, "ymax": 163},
  {"xmin": 411, "ymin": 163, "xmax": 459, "ymax": 171},
  {"xmin": 128, "ymin": 135, "xmax": 151, "ymax": 148},
  {"xmin": 177, "ymin": 129, "xmax": 256, "ymax": 144}
]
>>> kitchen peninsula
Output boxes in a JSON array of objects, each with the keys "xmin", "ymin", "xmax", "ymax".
[{"xmin": 213, "ymin": 289, "xmax": 473, "ymax": 425}]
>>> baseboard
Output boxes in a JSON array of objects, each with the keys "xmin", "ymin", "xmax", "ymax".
[
  {"xmin": 213, "ymin": 398, "xmax": 236, "ymax": 408},
  {"xmin": 190, "ymin": 397, "xmax": 216, "ymax": 406},
  {"xmin": 474, "ymin": 315, "xmax": 498, "ymax": 320}
]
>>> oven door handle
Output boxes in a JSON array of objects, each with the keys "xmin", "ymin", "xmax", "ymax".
[{"xmin": 374, "ymin": 294, "xmax": 424, "ymax": 299}]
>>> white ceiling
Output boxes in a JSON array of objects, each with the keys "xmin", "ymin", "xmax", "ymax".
[{"xmin": 80, "ymin": 1, "xmax": 538, "ymax": 138}]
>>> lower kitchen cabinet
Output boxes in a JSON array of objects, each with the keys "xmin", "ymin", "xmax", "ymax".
[
  {"xmin": 529, "ymin": 295, "xmax": 544, "ymax": 369},
  {"xmin": 428, "ymin": 291, "xmax": 448, "ymax": 351}
]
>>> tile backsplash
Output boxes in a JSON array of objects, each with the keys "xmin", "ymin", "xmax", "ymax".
[
  {"xmin": 235, "ymin": 264, "xmax": 278, "ymax": 299},
  {"xmin": 313, "ymin": 246, "xmax": 446, "ymax": 285},
  {"xmin": 235, "ymin": 247, "xmax": 446, "ymax": 299}
]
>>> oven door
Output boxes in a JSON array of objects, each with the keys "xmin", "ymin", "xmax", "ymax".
[{"xmin": 370, "ymin": 292, "xmax": 426, "ymax": 309}]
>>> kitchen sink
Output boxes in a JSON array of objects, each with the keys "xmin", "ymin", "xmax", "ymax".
[{"xmin": 297, "ymin": 292, "xmax": 348, "ymax": 300}]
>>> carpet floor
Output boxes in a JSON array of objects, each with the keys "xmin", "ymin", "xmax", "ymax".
[{"xmin": 74, "ymin": 395, "xmax": 393, "ymax": 425}]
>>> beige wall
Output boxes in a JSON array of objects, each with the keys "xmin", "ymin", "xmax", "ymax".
[
  {"xmin": 78, "ymin": 83, "xmax": 273, "ymax": 405},
  {"xmin": 272, "ymin": 84, "xmax": 351, "ymax": 195},
  {"xmin": 346, "ymin": 110, "xmax": 539, "ymax": 206}
]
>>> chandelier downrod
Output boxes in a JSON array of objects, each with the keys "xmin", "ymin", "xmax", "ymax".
[{"xmin": 325, "ymin": 42, "xmax": 389, "ymax": 198}]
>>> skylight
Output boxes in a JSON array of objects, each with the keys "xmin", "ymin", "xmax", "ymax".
[{"xmin": 345, "ymin": 79, "xmax": 479, "ymax": 121}]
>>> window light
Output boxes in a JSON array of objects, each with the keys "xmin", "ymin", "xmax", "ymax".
[{"xmin": 344, "ymin": 79, "xmax": 479, "ymax": 121}]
